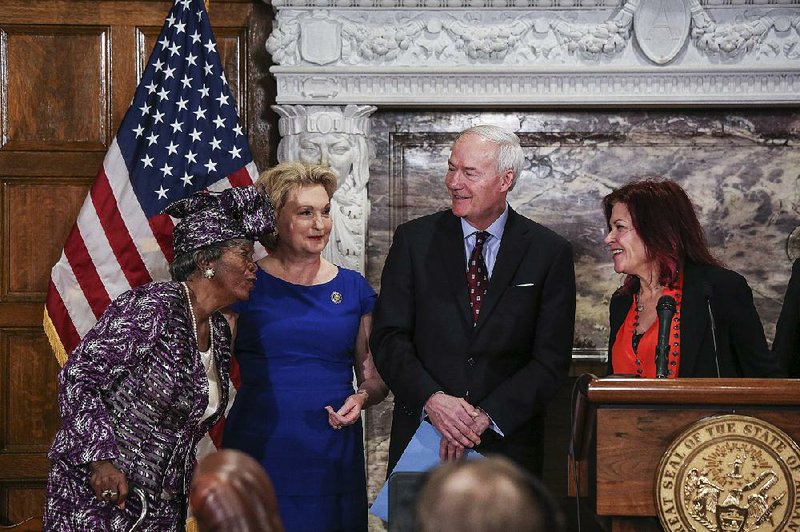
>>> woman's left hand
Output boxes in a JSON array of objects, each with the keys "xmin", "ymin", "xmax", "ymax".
[
  {"xmin": 324, "ymin": 393, "xmax": 367, "ymax": 430},
  {"xmin": 90, "ymin": 460, "xmax": 129, "ymax": 509}
]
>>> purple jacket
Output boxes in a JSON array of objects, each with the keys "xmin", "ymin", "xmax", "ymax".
[{"xmin": 44, "ymin": 281, "xmax": 231, "ymax": 531}]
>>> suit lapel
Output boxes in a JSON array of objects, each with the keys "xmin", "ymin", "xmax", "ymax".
[
  {"xmin": 609, "ymin": 291, "xmax": 631, "ymax": 344},
  {"xmin": 475, "ymin": 209, "xmax": 531, "ymax": 330},
  {"xmin": 435, "ymin": 212, "xmax": 473, "ymax": 328},
  {"xmin": 607, "ymin": 289, "xmax": 632, "ymax": 373},
  {"xmin": 678, "ymin": 265, "xmax": 707, "ymax": 377}
]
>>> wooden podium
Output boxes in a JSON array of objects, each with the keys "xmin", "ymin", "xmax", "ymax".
[{"xmin": 570, "ymin": 377, "xmax": 800, "ymax": 532}]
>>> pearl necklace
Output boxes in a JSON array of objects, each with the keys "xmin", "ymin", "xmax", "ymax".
[{"xmin": 182, "ymin": 282, "xmax": 213, "ymax": 353}]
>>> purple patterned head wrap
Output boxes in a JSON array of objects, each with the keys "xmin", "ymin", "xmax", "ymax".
[{"xmin": 164, "ymin": 186, "xmax": 276, "ymax": 256}]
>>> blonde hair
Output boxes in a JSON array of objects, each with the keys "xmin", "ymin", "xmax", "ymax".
[
  {"xmin": 457, "ymin": 125, "xmax": 523, "ymax": 190},
  {"xmin": 255, "ymin": 161, "xmax": 337, "ymax": 251}
]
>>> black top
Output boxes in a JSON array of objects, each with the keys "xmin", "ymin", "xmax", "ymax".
[
  {"xmin": 608, "ymin": 262, "xmax": 784, "ymax": 378},
  {"xmin": 773, "ymin": 258, "xmax": 800, "ymax": 377}
]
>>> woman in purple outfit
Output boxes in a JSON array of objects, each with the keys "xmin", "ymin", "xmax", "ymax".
[{"xmin": 43, "ymin": 186, "xmax": 275, "ymax": 531}]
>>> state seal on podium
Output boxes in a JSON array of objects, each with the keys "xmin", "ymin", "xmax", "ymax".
[{"xmin": 655, "ymin": 414, "xmax": 800, "ymax": 531}]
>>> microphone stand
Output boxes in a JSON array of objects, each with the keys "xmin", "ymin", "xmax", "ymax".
[
  {"xmin": 704, "ymin": 284, "xmax": 721, "ymax": 378},
  {"xmin": 655, "ymin": 295, "xmax": 677, "ymax": 379}
]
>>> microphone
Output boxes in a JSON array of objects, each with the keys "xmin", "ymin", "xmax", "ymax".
[
  {"xmin": 655, "ymin": 295, "xmax": 677, "ymax": 378},
  {"xmin": 703, "ymin": 283, "xmax": 722, "ymax": 378}
]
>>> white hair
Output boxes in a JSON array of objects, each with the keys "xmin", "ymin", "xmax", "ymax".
[{"xmin": 456, "ymin": 125, "xmax": 524, "ymax": 190}]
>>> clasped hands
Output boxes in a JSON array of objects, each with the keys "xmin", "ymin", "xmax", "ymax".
[
  {"xmin": 90, "ymin": 460, "xmax": 128, "ymax": 508},
  {"xmin": 325, "ymin": 391, "xmax": 368, "ymax": 430},
  {"xmin": 425, "ymin": 393, "xmax": 491, "ymax": 462}
]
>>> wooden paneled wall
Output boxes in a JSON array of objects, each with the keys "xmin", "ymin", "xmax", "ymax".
[{"xmin": 0, "ymin": 1, "xmax": 275, "ymax": 524}]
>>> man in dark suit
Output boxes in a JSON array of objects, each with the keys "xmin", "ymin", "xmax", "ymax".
[{"xmin": 370, "ymin": 125, "xmax": 576, "ymax": 476}]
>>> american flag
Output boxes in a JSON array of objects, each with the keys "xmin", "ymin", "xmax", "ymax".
[{"xmin": 43, "ymin": 0, "xmax": 253, "ymax": 445}]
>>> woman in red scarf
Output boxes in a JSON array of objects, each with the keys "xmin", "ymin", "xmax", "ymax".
[{"xmin": 602, "ymin": 178, "xmax": 783, "ymax": 378}]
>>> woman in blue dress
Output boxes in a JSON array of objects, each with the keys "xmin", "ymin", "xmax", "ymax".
[{"xmin": 223, "ymin": 161, "xmax": 387, "ymax": 531}]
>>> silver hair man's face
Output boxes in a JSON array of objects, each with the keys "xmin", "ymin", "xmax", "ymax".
[{"xmin": 296, "ymin": 132, "xmax": 355, "ymax": 180}]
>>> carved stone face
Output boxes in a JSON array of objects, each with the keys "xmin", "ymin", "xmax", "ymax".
[{"xmin": 296, "ymin": 132, "xmax": 355, "ymax": 181}]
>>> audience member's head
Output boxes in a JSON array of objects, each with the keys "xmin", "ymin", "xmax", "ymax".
[
  {"xmin": 416, "ymin": 456, "xmax": 565, "ymax": 532},
  {"xmin": 190, "ymin": 449, "xmax": 284, "ymax": 532}
]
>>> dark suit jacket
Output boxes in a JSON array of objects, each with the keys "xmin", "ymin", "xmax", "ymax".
[
  {"xmin": 607, "ymin": 262, "xmax": 783, "ymax": 378},
  {"xmin": 773, "ymin": 259, "xmax": 800, "ymax": 377},
  {"xmin": 370, "ymin": 208, "xmax": 576, "ymax": 475}
]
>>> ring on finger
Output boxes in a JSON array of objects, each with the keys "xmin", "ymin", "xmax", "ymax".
[{"xmin": 102, "ymin": 489, "xmax": 118, "ymax": 499}]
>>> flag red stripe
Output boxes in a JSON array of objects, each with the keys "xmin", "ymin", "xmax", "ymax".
[
  {"xmin": 63, "ymin": 228, "xmax": 112, "ymax": 318},
  {"xmin": 148, "ymin": 213, "xmax": 176, "ymax": 264},
  {"xmin": 208, "ymin": 417, "xmax": 226, "ymax": 448},
  {"xmin": 229, "ymin": 355, "xmax": 241, "ymax": 388},
  {"xmin": 227, "ymin": 166, "xmax": 253, "ymax": 187},
  {"xmin": 45, "ymin": 281, "xmax": 82, "ymax": 355},
  {"xmin": 90, "ymin": 170, "xmax": 153, "ymax": 287}
]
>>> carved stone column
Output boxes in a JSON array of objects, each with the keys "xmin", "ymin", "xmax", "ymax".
[{"xmin": 273, "ymin": 104, "xmax": 377, "ymax": 274}]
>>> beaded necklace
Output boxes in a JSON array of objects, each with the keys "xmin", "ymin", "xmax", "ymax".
[
  {"xmin": 182, "ymin": 282, "xmax": 213, "ymax": 354},
  {"xmin": 633, "ymin": 292, "xmax": 644, "ymax": 330},
  {"xmin": 630, "ymin": 285, "xmax": 682, "ymax": 376},
  {"xmin": 631, "ymin": 292, "xmax": 645, "ymax": 372}
]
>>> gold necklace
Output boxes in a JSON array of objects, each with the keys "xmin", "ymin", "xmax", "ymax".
[{"xmin": 633, "ymin": 292, "xmax": 644, "ymax": 335}]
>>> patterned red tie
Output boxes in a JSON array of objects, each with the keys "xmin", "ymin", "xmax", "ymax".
[{"xmin": 467, "ymin": 231, "xmax": 490, "ymax": 324}]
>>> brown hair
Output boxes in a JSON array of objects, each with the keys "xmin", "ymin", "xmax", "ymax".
[
  {"xmin": 602, "ymin": 177, "xmax": 723, "ymax": 293},
  {"xmin": 255, "ymin": 161, "xmax": 337, "ymax": 251},
  {"xmin": 190, "ymin": 449, "xmax": 284, "ymax": 532}
]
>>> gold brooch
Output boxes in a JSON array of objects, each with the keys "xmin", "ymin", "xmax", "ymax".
[{"xmin": 331, "ymin": 291, "xmax": 342, "ymax": 304}]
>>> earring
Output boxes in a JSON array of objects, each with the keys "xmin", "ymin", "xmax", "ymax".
[{"xmin": 203, "ymin": 267, "xmax": 215, "ymax": 279}]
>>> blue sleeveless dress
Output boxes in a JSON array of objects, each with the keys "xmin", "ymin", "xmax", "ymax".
[{"xmin": 223, "ymin": 267, "xmax": 376, "ymax": 532}]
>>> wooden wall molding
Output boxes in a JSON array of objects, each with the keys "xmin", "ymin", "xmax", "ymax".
[{"xmin": 0, "ymin": 1, "xmax": 275, "ymax": 525}]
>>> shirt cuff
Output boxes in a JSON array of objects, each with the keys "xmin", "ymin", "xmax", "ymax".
[{"xmin": 479, "ymin": 407, "xmax": 505, "ymax": 437}]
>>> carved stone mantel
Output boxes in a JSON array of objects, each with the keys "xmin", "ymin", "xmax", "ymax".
[
  {"xmin": 263, "ymin": 0, "xmax": 799, "ymax": 271},
  {"xmin": 265, "ymin": 0, "xmax": 800, "ymax": 107}
]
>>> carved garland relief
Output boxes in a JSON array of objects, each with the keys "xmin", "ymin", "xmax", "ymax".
[{"xmin": 267, "ymin": 1, "xmax": 800, "ymax": 67}]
